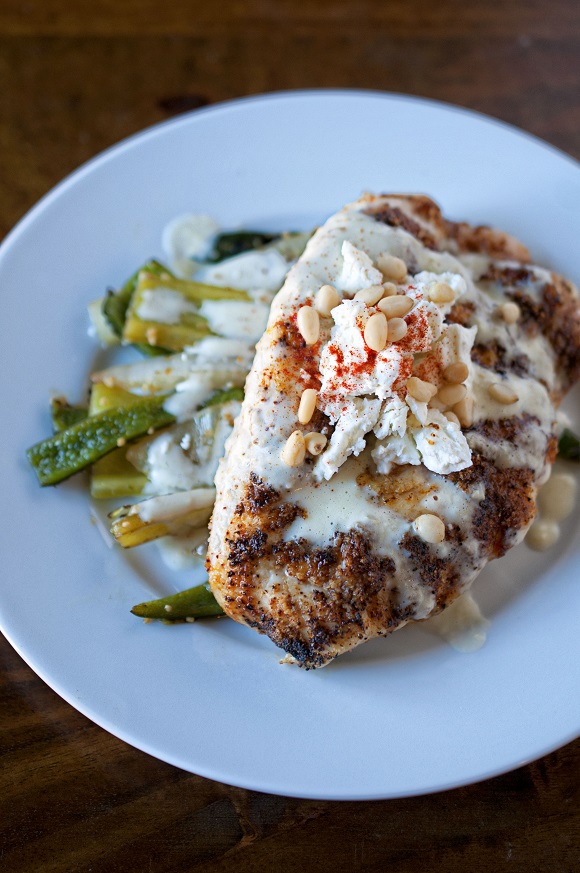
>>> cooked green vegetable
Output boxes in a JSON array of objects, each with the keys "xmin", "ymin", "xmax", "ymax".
[
  {"xmin": 200, "ymin": 386, "xmax": 244, "ymax": 408},
  {"xmin": 102, "ymin": 259, "xmax": 169, "ymax": 338},
  {"xmin": 89, "ymin": 383, "xmax": 154, "ymax": 498},
  {"xmin": 90, "ymin": 449, "xmax": 149, "ymax": 499},
  {"xmin": 131, "ymin": 582, "xmax": 223, "ymax": 620},
  {"xmin": 558, "ymin": 428, "xmax": 580, "ymax": 462},
  {"xmin": 210, "ymin": 231, "xmax": 280, "ymax": 262},
  {"xmin": 122, "ymin": 270, "xmax": 251, "ymax": 353},
  {"xmin": 50, "ymin": 397, "xmax": 88, "ymax": 432},
  {"xmin": 27, "ymin": 398, "xmax": 175, "ymax": 486},
  {"xmin": 109, "ymin": 494, "xmax": 213, "ymax": 547},
  {"xmin": 91, "ymin": 353, "xmax": 250, "ymax": 394}
]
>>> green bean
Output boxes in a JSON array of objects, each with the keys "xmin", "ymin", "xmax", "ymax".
[
  {"xmin": 26, "ymin": 398, "xmax": 175, "ymax": 486},
  {"xmin": 50, "ymin": 397, "xmax": 88, "ymax": 432},
  {"xmin": 131, "ymin": 582, "xmax": 224, "ymax": 620}
]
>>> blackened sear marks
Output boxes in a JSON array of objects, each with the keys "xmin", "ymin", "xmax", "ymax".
[
  {"xmin": 504, "ymin": 278, "xmax": 580, "ymax": 393},
  {"xmin": 448, "ymin": 453, "xmax": 535, "ymax": 558},
  {"xmin": 270, "ymin": 531, "xmax": 395, "ymax": 602},
  {"xmin": 227, "ymin": 528, "xmax": 398, "ymax": 668},
  {"xmin": 480, "ymin": 264, "xmax": 533, "ymax": 285},
  {"xmin": 364, "ymin": 205, "xmax": 440, "ymax": 250},
  {"xmin": 471, "ymin": 339, "xmax": 531, "ymax": 377},
  {"xmin": 446, "ymin": 300, "xmax": 476, "ymax": 327},
  {"xmin": 247, "ymin": 473, "xmax": 279, "ymax": 509},
  {"xmin": 234, "ymin": 473, "xmax": 279, "ymax": 516},
  {"xmin": 467, "ymin": 413, "xmax": 540, "ymax": 445},
  {"xmin": 444, "ymin": 220, "xmax": 531, "ymax": 261},
  {"xmin": 227, "ymin": 530, "xmax": 268, "ymax": 567},
  {"xmin": 400, "ymin": 532, "xmax": 461, "ymax": 610}
]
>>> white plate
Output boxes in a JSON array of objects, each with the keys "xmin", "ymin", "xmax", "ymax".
[{"xmin": 1, "ymin": 90, "xmax": 580, "ymax": 800}]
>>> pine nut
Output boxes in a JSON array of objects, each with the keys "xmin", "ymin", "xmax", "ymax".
[
  {"xmin": 377, "ymin": 294, "xmax": 414, "ymax": 318},
  {"xmin": 406, "ymin": 376, "xmax": 437, "ymax": 403},
  {"xmin": 281, "ymin": 431, "xmax": 306, "ymax": 467},
  {"xmin": 526, "ymin": 519, "xmax": 560, "ymax": 551},
  {"xmin": 499, "ymin": 301, "xmax": 521, "ymax": 324},
  {"xmin": 354, "ymin": 284, "xmax": 385, "ymax": 306},
  {"xmin": 377, "ymin": 254, "xmax": 407, "ymax": 283},
  {"xmin": 443, "ymin": 361, "xmax": 469, "ymax": 383},
  {"xmin": 488, "ymin": 383, "xmax": 519, "ymax": 404},
  {"xmin": 381, "ymin": 282, "xmax": 399, "ymax": 297},
  {"xmin": 413, "ymin": 513, "xmax": 446, "ymax": 544},
  {"xmin": 304, "ymin": 432, "xmax": 328, "ymax": 456},
  {"xmin": 315, "ymin": 284, "xmax": 340, "ymax": 317},
  {"xmin": 298, "ymin": 388, "xmax": 317, "ymax": 425},
  {"xmin": 297, "ymin": 305, "xmax": 320, "ymax": 345},
  {"xmin": 453, "ymin": 395, "xmax": 474, "ymax": 427},
  {"xmin": 364, "ymin": 312, "xmax": 388, "ymax": 351},
  {"xmin": 537, "ymin": 473, "xmax": 577, "ymax": 522},
  {"xmin": 444, "ymin": 410, "xmax": 461, "ymax": 426},
  {"xmin": 386, "ymin": 317, "xmax": 408, "ymax": 342},
  {"xmin": 428, "ymin": 282, "xmax": 455, "ymax": 304},
  {"xmin": 437, "ymin": 383, "xmax": 467, "ymax": 406}
]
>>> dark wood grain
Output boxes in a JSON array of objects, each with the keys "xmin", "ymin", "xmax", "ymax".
[{"xmin": 1, "ymin": 1, "xmax": 580, "ymax": 870}]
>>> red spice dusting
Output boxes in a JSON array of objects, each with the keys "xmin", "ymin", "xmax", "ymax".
[
  {"xmin": 397, "ymin": 308, "xmax": 431, "ymax": 354},
  {"xmin": 413, "ymin": 347, "xmax": 443, "ymax": 386},
  {"xmin": 392, "ymin": 356, "xmax": 414, "ymax": 398}
]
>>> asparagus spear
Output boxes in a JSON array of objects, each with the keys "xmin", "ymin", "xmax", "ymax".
[
  {"xmin": 90, "ymin": 344, "xmax": 252, "ymax": 394},
  {"xmin": 102, "ymin": 259, "xmax": 170, "ymax": 339},
  {"xmin": 131, "ymin": 582, "xmax": 223, "ymax": 621},
  {"xmin": 109, "ymin": 488, "xmax": 215, "ymax": 547},
  {"xmin": 122, "ymin": 271, "xmax": 251, "ymax": 352}
]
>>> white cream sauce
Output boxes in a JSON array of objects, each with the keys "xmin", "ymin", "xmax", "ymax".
[
  {"xmin": 135, "ymin": 288, "xmax": 198, "ymax": 324},
  {"xmin": 526, "ymin": 466, "xmax": 578, "ymax": 551},
  {"xmin": 136, "ymin": 487, "xmax": 216, "ymax": 523},
  {"xmin": 162, "ymin": 213, "xmax": 220, "ymax": 278},
  {"xmin": 198, "ymin": 299, "xmax": 269, "ymax": 341},
  {"xmin": 284, "ymin": 454, "xmax": 407, "ymax": 551},
  {"xmin": 156, "ymin": 528, "xmax": 209, "ymax": 570},
  {"xmin": 195, "ymin": 248, "xmax": 290, "ymax": 293},
  {"xmin": 426, "ymin": 593, "xmax": 490, "ymax": 652}
]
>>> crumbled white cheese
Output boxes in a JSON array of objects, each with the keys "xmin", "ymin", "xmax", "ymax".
[
  {"xmin": 373, "ymin": 396, "xmax": 408, "ymax": 439},
  {"xmin": 414, "ymin": 270, "xmax": 467, "ymax": 316},
  {"xmin": 372, "ymin": 432, "xmax": 421, "ymax": 473},
  {"xmin": 314, "ymin": 260, "xmax": 474, "ymax": 479},
  {"xmin": 405, "ymin": 393, "xmax": 429, "ymax": 425},
  {"xmin": 413, "ymin": 409, "xmax": 472, "ymax": 475},
  {"xmin": 318, "ymin": 299, "xmax": 401, "ymax": 410},
  {"xmin": 337, "ymin": 240, "xmax": 384, "ymax": 293},
  {"xmin": 315, "ymin": 397, "xmax": 382, "ymax": 481},
  {"xmin": 162, "ymin": 214, "xmax": 220, "ymax": 277}
]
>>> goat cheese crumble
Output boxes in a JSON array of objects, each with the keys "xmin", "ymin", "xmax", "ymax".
[{"xmin": 314, "ymin": 248, "xmax": 475, "ymax": 481}]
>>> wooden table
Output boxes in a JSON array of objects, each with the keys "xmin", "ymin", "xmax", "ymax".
[{"xmin": 1, "ymin": 2, "xmax": 579, "ymax": 869}]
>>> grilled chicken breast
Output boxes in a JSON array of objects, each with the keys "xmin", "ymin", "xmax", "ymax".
[{"xmin": 207, "ymin": 194, "xmax": 580, "ymax": 668}]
